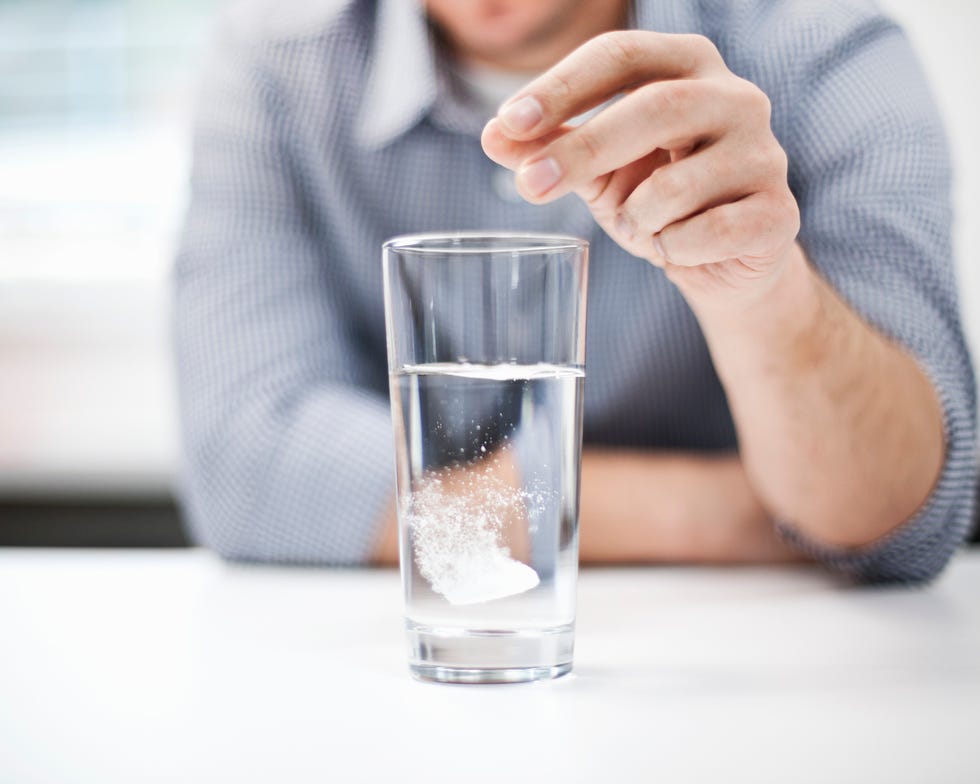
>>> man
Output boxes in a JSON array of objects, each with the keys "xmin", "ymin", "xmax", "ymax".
[{"xmin": 175, "ymin": 0, "xmax": 977, "ymax": 582}]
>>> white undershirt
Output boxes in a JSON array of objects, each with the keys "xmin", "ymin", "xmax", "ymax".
[
  {"xmin": 452, "ymin": 60, "xmax": 539, "ymax": 118},
  {"xmin": 452, "ymin": 58, "xmax": 613, "ymax": 127}
]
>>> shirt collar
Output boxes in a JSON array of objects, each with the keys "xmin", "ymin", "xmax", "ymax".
[{"xmin": 355, "ymin": 0, "xmax": 438, "ymax": 150}]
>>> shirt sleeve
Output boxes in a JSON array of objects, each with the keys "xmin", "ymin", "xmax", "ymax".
[
  {"xmin": 757, "ymin": 4, "xmax": 978, "ymax": 582},
  {"xmin": 173, "ymin": 23, "xmax": 394, "ymax": 564}
]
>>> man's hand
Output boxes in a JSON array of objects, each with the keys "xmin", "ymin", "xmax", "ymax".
[
  {"xmin": 483, "ymin": 29, "xmax": 945, "ymax": 554},
  {"xmin": 481, "ymin": 30, "xmax": 800, "ymax": 306}
]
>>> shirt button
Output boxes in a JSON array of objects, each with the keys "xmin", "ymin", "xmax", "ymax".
[{"xmin": 493, "ymin": 166, "xmax": 523, "ymax": 203}]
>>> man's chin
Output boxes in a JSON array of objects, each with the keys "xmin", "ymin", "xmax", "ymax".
[
  {"xmin": 459, "ymin": 26, "xmax": 562, "ymax": 69},
  {"xmin": 431, "ymin": 0, "xmax": 587, "ymax": 70}
]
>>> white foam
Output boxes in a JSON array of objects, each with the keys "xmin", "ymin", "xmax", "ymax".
[
  {"xmin": 399, "ymin": 362, "xmax": 584, "ymax": 381},
  {"xmin": 407, "ymin": 463, "xmax": 541, "ymax": 606}
]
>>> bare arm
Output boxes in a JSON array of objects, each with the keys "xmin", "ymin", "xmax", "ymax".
[
  {"xmin": 373, "ymin": 261, "xmax": 945, "ymax": 566},
  {"xmin": 577, "ymin": 449, "xmax": 801, "ymax": 563},
  {"xmin": 678, "ymin": 243, "xmax": 943, "ymax": 548}
]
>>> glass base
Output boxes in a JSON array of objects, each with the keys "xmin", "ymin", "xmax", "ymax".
[{"xmin": 406, "ymin": 621, "xmax": 574, "ymax": 684}]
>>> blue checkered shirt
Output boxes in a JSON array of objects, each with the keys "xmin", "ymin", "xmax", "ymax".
[{"xmin": 174, "ymin": 0, "xmax": 977, "ymax": 582}]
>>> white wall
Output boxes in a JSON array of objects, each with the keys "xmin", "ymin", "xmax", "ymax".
[{"xmin": 0, "ymin": 125, "xmax": 183, "ymax": 496}]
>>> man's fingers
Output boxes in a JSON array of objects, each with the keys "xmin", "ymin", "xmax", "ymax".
[
  {"xmin": 481, "ymin": 118, "xmax": 569, "ymax": 170},
  {"xmin": 496, "ymin": 30, "xmax": 724, "ymax": 141},
  {"xmin": 618, "ymin": 138, "xmax": 787, "ymax": 238},
  {"xmin": 578, "ymin": 148, "xmax": 671, "ymax": 214},
  {"xmin": 511, "ymin": 78, "xmax": 732, "ymax": 203},
  {"xmin": 482, "ymin": 118, "xmax": 648, "ymax": 213},
  {"xmin": 654, "ymin": 190, "xmax": 800, "ymax": 267}
]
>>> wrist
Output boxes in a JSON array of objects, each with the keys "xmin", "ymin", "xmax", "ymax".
[
  {"xmin": 687, "ymin": 243, "xmax": 815, "ymax": 326},
  {"xmin": 685, "ymin": 244, "xmax": 829, "ymax": 375}
]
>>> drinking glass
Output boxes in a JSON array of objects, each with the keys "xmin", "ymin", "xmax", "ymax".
[{"xmin": 383, "ymin": 233, "xmax": 589, "ymax": 684}]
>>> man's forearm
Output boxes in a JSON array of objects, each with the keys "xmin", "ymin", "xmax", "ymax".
[
  {"xmin": 578, "ymin": 449, "xmax": 801, "ymax": 563},
  {"xmin": 374, "ymin": 449, "xmax": 801, "ymax": 565},
  {"xmin": 680, "ymin": 244, "xmax": 945, "ymax": 548}
]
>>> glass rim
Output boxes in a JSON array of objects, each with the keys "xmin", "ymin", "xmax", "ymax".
[{"xmin": 383, "ymin": 231, "xmax": 588, "ymax": 256}]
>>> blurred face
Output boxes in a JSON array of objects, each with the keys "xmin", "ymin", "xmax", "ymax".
[{"xmin": 425, "ymin": 0, "xmax": 626, "ymax": 71}]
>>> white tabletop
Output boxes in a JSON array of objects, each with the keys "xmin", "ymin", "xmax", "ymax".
[{"xmin": 1, "ymin": 548, "xmax": 978, "ymax": 783}]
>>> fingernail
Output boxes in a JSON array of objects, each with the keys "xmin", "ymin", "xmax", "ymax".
[
  {"xmin": 499, "ymin": 95, "xmax": 543, "ymax": 134},
  {"xmin": 614, "ymin": 213, "xmax": 634, "ymax": 241},
  {"xmin": 518, "ymin": 157, "xmax": 562, "ymax": 197},
  {"xmin": 652, "ymin": 234, "xmax": 668, "ymax": 260}
]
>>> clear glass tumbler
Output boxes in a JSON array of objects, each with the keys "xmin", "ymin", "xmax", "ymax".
[{"xmin": 383, "ymin": 233, "xmax": 589, "ymax": 684}]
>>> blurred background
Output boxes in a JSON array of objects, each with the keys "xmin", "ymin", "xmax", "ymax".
[
  {"xmin": 0, "ymin": 0, "xmax": 217, "ymax": 543},
  {"xmin": 1, "ymin": 0, "xmax": 978, "ymax": 547}
]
